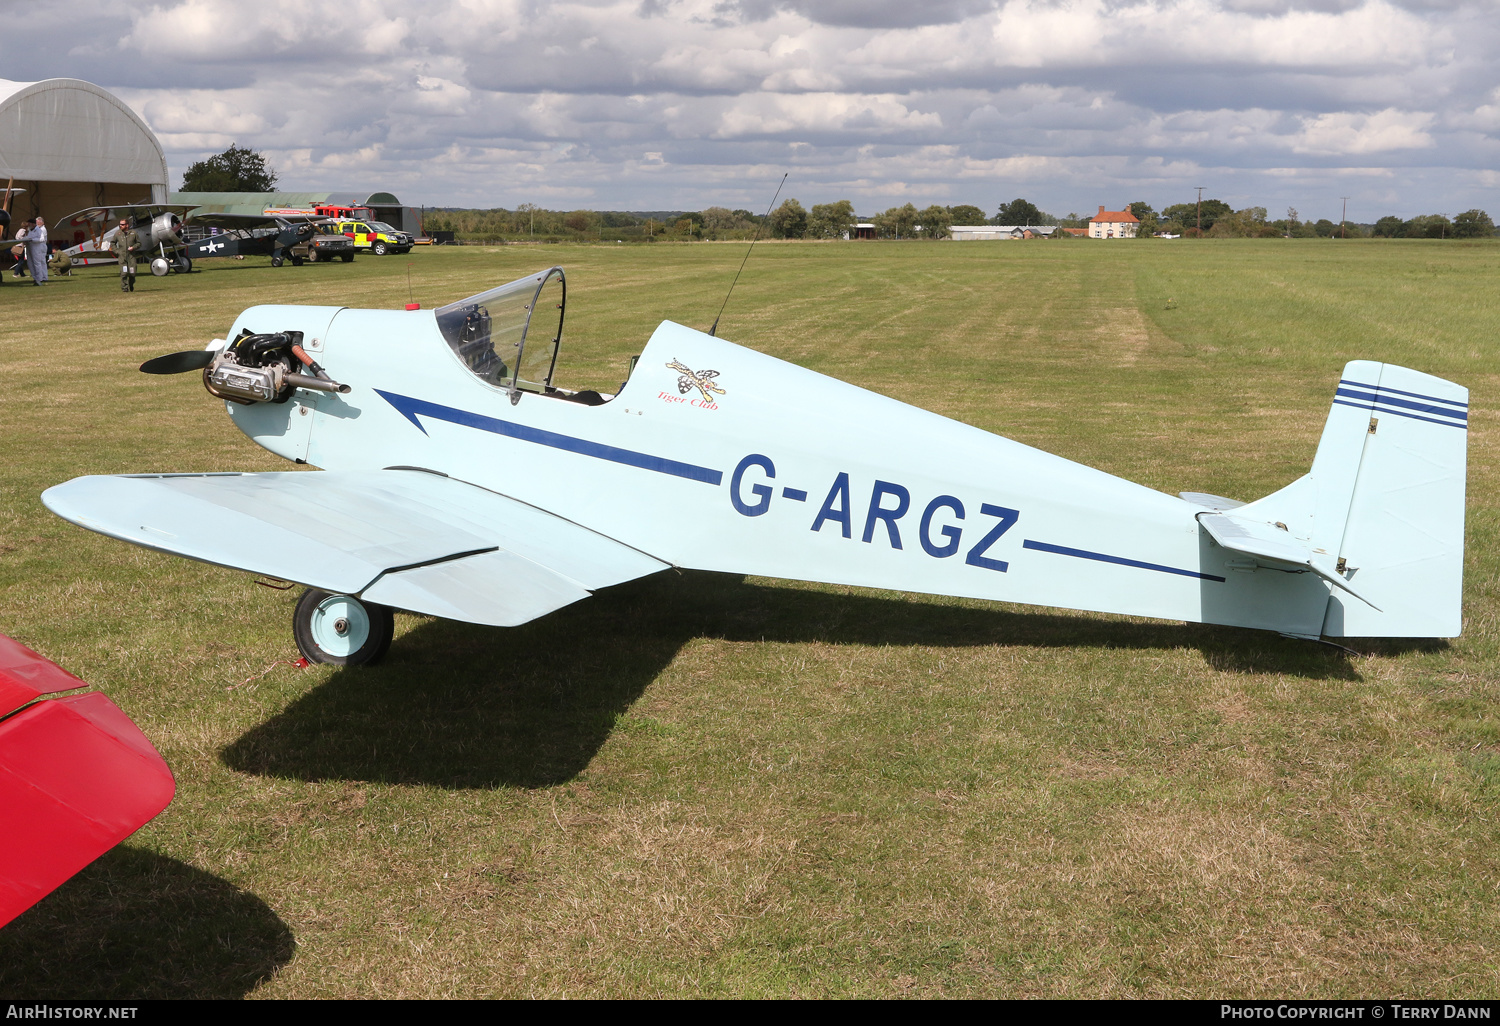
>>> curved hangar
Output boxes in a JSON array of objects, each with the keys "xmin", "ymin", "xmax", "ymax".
[{"xmin": 0, "ymin": 78, "xmax": 168, "ymax": 245}]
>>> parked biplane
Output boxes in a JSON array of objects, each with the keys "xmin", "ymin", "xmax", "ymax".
[
  {"xmin": 58, "ymin": 203, "xmax": 196, "ymax": 274},
  {"xmin": 43, "ymin": 267, "xmax": 1468, "ymax": 665}
]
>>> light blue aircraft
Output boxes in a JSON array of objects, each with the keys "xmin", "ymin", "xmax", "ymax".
[{"xmin": 42, "ymin": 267, "xmax": 1469, "ymax": 665}]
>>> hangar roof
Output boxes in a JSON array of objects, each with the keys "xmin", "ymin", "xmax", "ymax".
[{"xmin": 0, "ymin": 78, "xmax": 167, "ymax": 186}]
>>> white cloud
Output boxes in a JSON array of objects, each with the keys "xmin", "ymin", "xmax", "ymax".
[
  {"xmin": 1292, "ymin": 108, "xmax": 1436, "ymax": 153},
  {"xmin": 2, "ymin": 0, "xmax": 1495, "ymax": 218}
]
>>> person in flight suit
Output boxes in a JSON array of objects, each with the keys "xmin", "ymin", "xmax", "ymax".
[
  {"xmin": 25, "ymin": 215, "xmax": 49, "ymax": 284},
  {"xmin": 48, "ymin": 244, "xmax": 73, "ymax": 278},
  {"xmin": 114, "ymin": 218, "xmax": 140, "ymax": 292}
]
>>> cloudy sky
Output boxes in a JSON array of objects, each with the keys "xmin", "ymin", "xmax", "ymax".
[{"xmin": 6, "ymin": 0, "xmax": 1498, "ymax": 219}]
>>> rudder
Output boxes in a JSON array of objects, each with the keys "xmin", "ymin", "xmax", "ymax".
[{"xmin": 1320, "ymin": 361, "xmax": 1468, "ymax": 637}]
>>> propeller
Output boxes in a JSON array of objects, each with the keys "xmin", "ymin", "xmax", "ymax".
[{"xmin": 140, "ymin": 350, "xmax": 216, "ymax": 374}]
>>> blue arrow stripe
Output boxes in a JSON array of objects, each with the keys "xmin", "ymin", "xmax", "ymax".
[{"xmin": 376, "ymin": 390, "xmax": 724, "ymax": 485}]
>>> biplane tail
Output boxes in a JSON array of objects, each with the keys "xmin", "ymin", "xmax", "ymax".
[{"xmin": 1206, "ymin": 360, "xmax": 1468, "ymax": 639}]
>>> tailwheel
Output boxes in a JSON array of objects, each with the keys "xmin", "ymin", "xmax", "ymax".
[{"xmin": 293, "ymin": 588, "xmax": 394, "ymax": 666}]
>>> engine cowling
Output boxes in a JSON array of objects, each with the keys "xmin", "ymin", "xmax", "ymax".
[{"xmin": 149, "ymin": 211, "xmax": 182, "ymax": 248}]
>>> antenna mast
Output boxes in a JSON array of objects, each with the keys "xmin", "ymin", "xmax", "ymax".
[{"xmin": 709, "ymin": 172, "xmax": 787, "ymax": 338}]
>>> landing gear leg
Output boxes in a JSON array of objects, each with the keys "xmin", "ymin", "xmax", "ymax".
[{"xmin": 293, "ymin": 588, "xmax": 394, "ymax": 666}]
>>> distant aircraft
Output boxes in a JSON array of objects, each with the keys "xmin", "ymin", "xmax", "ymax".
[
  {"xmin": 183, "ymin": 213, "xmax": 345, "ymax": 267},
  {"xmin": 59, "ymin": 206, "xmax": 345, "ymax": 273},
  {"xmin": 58, "ymin": 203, "xmax": 197, "ymax": 274},
  {"xmin": 42, "ymin": 266, "xmax": 1469, "ymax": 665},
  {"xmin": 0, "ymin": 634, "xmax": 174, "ymax": 928}
]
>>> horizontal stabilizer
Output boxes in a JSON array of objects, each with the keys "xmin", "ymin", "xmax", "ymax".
[
  {"xmin": 1198, "ymin": 511, "xmax": 1379, "ymax": 609},
  {"xmin": 1179, "ymin": 491, "xmax": 1245, "ymax": 511},
  {"xmin": 42, "ymin": 469, "xmax": 670, "ymax": 628}
]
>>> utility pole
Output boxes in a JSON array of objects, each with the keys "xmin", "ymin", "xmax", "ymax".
[
  {"xmin": 1195, "ymin": 186, "xmax": 1205, "ymax": 233},
  {"xmin": 1340, "ymin": 196, "xmax": 1349, "ymax": 239}
]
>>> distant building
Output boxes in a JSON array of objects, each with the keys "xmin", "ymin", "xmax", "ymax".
[
  {"xmin": 853, "ymin": 222, "xmax": 876, "ymax": 240},
  {"xmin": 0, "ymin": 78, "xmax": 168, "ymax": 240},
  {"xmin": 951, "ymin": 225, "xmax": 1057, "ymax": 240},
  {"xmin": 1087, "ymin": 206, "xmax": 1139, "ymax": 239}
]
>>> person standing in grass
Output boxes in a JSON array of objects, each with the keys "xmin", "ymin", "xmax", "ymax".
[
  {"xmin": 113, "ymin": 218, "xmax": 141, "ymax": 292},
  {"xmin": 25, "ymin": 214, "xmax": 48, "ymax": 285},
  {"xmin": 12, "ymin": 217, "xmax": 32, "ymax": 278}
]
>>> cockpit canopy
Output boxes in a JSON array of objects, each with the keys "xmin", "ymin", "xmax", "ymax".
[{"xmin": 435, "ymin": 267, "xmax": 565, "ymax": 395}]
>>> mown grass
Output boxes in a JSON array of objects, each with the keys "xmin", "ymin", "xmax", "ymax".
[{"xmin": 1, "ymin": 238, "xmax": 1498, "ymax": 998}]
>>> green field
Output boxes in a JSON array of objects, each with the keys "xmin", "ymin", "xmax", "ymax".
[{"xmin": 2, "ymin": 238, "xmax": 1498, "ymax": 998}]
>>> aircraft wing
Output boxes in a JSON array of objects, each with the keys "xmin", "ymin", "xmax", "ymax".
[
  {"xmin": 41, "ymin": 469, "xmax": 671, "ymax": 628},
  {"xmin": 59, "ymin": 203, "xmax": 194, "ymax": 225},
  {"xmin": 0, "ymin": 635, "xmax": 175, "ymax": 929},
  {"xmin": 187, "ymin": 212, "xmax": 321, "ymax": 230}
]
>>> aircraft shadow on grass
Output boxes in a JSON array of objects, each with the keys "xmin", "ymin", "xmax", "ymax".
[
  {"xmin": 220, "ymin": 570, "xmax": 1443, "ymax": 791},
  {"xmin": 0, "ymin": 846, "xmax": 294, "ymax": 999}
]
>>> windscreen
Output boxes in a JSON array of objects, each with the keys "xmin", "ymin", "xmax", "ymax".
[
  {"xmin": 369, "ymin": 221, "xmax": 398, "ymax": 233},
  {"xmin": 435, "ymin": 267, "xmax": 565, "ymax": 392}
]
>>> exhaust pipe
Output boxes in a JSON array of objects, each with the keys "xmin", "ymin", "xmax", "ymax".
[{"xmin": 284, "ymin": 372, "xmax": 351, "ymax": 394}]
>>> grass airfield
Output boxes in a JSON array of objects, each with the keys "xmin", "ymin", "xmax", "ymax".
[{"xmin": 1, "ymin": 238, "xmax": 1498, "ymax": 998}]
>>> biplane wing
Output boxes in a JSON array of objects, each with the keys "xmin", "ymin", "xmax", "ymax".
[
  {"xmin": 0, "ymin": 635, "xmax": 174, "ymax": 929},
  {"xmin": 62, "ymin": 202, "xmax": 195, "ymax": 224}
]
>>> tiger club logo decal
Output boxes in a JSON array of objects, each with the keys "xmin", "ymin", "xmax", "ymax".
[{"xmin": 662, "ymin": 359, "xmax": 726, "ymax": 409}]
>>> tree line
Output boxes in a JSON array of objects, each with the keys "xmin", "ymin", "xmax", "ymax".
[
  {"xmin": 429, "ymin": 197, "xmax": 1496, "ymax": 242},
  {"xmin": 180, "ymin": 147, "xmax": 1496, "ymax": 242},
  {"xmin": 1121, "ymin": 200, "xmax": 1495, "ymax": 239},
  {"xmin": 428, "ymin": 199, "xmax": 1037, "ymax": 241}
]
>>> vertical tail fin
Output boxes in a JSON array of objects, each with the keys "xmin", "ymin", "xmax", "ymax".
[{"xmin": 1315, "ymin": 360, "xmax": 1468, "ymax": 637}]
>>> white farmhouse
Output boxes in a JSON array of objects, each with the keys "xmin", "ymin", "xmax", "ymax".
[{"xmin": 1087, "ymin": 206, "xmax": 1139, "ymax": 239}]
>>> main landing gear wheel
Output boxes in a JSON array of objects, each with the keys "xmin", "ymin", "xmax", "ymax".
[
  {"xmin": 293, "ymin": 588, "xmax": 394, "ymax": 666},
  {"xmin": 271, "ymin": 252, "xmax": 284, "ymax": 268}
]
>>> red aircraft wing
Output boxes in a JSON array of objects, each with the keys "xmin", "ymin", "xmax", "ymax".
[{"xmin": 0, "ymin": 635, "xmax": 175, "ymax": 929}]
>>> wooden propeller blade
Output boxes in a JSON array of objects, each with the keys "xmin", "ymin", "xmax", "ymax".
[{"xmin": 139, "ymin": 350, "xmax": 215, "ymax": 374}]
